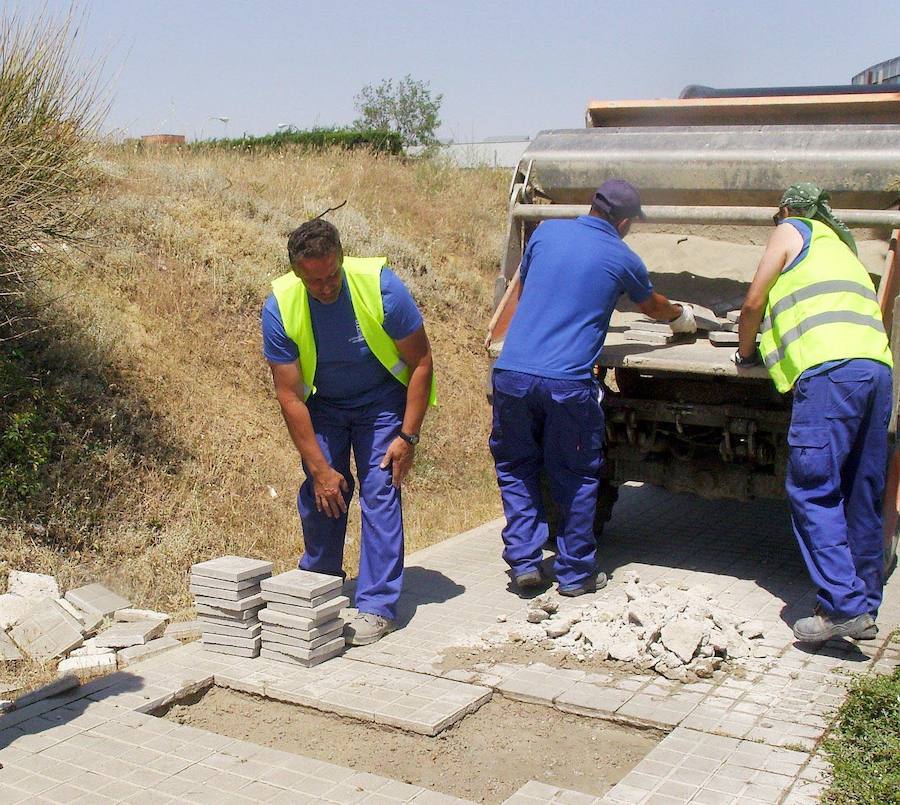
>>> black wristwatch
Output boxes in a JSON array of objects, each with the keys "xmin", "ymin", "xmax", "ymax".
[{"xmin": 398, "ymin": 430, "xmax": 420, "ymax": 446}]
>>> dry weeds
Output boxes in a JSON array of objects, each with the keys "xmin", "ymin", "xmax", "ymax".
[{"xmin": 1, "ymin": 147, "xmax": 507, "ymax": 620}]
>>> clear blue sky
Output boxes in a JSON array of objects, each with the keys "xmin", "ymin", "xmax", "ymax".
[{"xmin": 33, "ymin": 0, "xmax": 900, "ymax": 141}]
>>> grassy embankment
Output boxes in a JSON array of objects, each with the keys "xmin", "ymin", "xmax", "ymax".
[{"xmin": 1, "ymin": 146, "xmax": 507, "ymax": 621}]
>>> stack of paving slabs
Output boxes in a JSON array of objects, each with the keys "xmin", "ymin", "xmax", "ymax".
[
  {"xmin": 191, "ymin": 556, "xmax": 273, "ymax": 658},
  {"xmin": 259, "ymin": 569, "xmax": 348, "ymax": 667}
]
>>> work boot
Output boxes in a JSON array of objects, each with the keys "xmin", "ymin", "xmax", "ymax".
[
  {"xmin": 792, "ymin": 611, "xmax": 877, "ymax": 643},
  {"xmin": 344, "ymin": 612, "xmax": 396, "ymax": 647},
  {"xmin": 558, "ymin": 572, "xmax": 608, "ymax": 598},
  {"xmin": 513, "ymin": 568, "xmax": 548, "ymax": 593}
]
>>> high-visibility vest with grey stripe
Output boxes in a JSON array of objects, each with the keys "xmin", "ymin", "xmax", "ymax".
[
  {"xmin": 759, "ymin": 218, "xmax": 891, "ymax": 393},
  {"xmin": 271, "ymin": 257, "xmax": 436, "ymax": 405}
]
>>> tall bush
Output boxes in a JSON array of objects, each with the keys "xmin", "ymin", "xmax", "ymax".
[{"xmin": 0, "ymin": 7, "xmax": 103, "ymax": 338}]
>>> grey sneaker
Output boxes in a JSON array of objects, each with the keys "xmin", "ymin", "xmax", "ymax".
[
  {"xmin": 344, "ymin": 612, "xmax": 396, "ymax": 646},
  {"xmin": 792, "ymin": 611, "xmax": 877, "ymax": 643}
]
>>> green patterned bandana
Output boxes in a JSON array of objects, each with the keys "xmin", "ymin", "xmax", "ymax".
[{"xmin": 779, "ymin": 183, "xmax": 857, "ymax": 256}]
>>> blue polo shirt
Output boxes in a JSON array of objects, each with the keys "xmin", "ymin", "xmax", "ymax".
[
  {"xmin": 262, "ymin": 268, "xmax": 423, "ymax": 407},
  {"xmin": 495, "ymin": 216, "xmax": 654, "ymax": 380}
]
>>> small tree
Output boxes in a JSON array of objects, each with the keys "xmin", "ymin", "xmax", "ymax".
[{"xmin": 353, "ymin": 75, "xmax": 442, "ymax": 148}]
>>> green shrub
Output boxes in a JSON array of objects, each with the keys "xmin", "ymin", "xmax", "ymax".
[
  {"xmin": 0, "ymin": 7, "xmax": 103, "ymax": 337},
  {"xmin": 190, "ymin": 127, "xmax": 403, "ymax": 155}
]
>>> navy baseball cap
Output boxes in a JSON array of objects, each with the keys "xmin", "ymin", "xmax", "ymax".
[{"xmin": 591, "ymin": 179, "xmax": 646, "ymax": 221}]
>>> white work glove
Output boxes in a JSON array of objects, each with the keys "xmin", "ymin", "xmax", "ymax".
[{"xmin": 669, "ymin": 304, "xmax": 697, "ymax": 334}]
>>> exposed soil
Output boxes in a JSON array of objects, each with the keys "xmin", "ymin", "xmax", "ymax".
[{"xmin": 162, "ymin": 687, "xmax": 662, "ymax": 803}]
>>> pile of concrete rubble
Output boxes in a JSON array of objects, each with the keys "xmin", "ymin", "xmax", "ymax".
[
  {"xmin": 512, "ymin": 572, "xmax": 766, "ymax": 683},
  {"xmin": 0, "ymin": 570, "xmax": 200, "ymax": 683}
]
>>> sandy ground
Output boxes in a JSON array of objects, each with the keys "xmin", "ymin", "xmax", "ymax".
[{"xmin": 162, "ymin": 687, "xmax": 662, "ymax": 803}]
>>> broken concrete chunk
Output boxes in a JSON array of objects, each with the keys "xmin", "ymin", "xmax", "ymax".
[
  {"xmin": 57, "ymin": 653, "xmax": 117, "ymax": 677},
  {"xmin": 537, "ymin": 598, "xmax": 559, "ymax": 615},
  {"xmin": 726, "ymin": 309, "xmax": 741, "ymax": 323},
  {"xmin": 117, "ymin": 636, "xmax": 180, "ymax": 668},
  {"xmin": 114, "ymin": 608, "xmax": 171, "ymax": 624},
  {"xmin": 737, "ymin": 620, "xmax": 765, "ymax": 639},
  {"xmin": 607, "ymin": 633, "xmax": 641, "ymax": 663},
  {"xmin": 526, "ymin": 610, "xmax": 548, "ymax": 624},
  {"xmin": 660, "ymin": 619, "xmax": 704, "ymax": 664},
  {"xmin": 0, "ymin": 630, "xmax": 23, "ymax": 661},
  {"xmin": 544, "ymin": 620, "xmax": 571, "ymax": 638},
  {"xmin": 94, "ymin": 619, "xmax": 166, "ymax": 648},
  {"xmin": 8, "ymin": 598, "xmax": 84, "ymax": 660},
  {"xmin": 7, "ymin": 571, "xmax": 60, "ymax": 601},
  {"xmin": 65, "ymin": 583, "xmax": 131, "ymax": 618},
  {"xmin": 0, "ymin": 594, "xmax": 32, "ymax": 630}
]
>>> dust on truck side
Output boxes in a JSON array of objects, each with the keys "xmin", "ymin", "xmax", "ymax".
[{"xmin": 487, "ymin": 87, "xmax": 900, "ymax": 570}]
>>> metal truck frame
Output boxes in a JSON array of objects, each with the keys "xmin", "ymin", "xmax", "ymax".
[{"xmin": 487, "ymin": 88, "xmax": 900, "ymax": 572}]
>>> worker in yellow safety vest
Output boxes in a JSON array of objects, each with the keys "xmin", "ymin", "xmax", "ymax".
[
  {"xmin": 735, "ymin": 183, "xmax": 892, "ymax": 643},
  {"xmin": 262, "ymin": 219, "xmax": 435, "ymax": 647}
]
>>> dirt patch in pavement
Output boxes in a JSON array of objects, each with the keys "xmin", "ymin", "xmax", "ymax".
[{"xmin": 161, "ymin": 687, "xmax": 662, "ymax": 803}]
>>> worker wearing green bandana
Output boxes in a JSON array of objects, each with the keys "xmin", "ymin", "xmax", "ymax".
[{"xmin": 734, "ymin": 183, "xmax": 892, "ymax": 644}]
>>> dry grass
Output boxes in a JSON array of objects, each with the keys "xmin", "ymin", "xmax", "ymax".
[{"xmin": 1, "ymin": 147, "xmax": 507, "ymax": 621}]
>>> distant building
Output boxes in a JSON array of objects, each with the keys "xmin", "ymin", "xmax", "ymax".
[{"xmin": 852, "ymin": 57, "xmax": 900, "ymax": 86}]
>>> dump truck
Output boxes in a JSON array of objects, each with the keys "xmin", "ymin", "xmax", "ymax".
[{"xmin": 487, "ymin": 86, "xmax": 900, "ymax": 572}]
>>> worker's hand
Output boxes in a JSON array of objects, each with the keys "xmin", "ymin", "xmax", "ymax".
[
  {"xmin": 484, "ymin": 331, "xmax": 492, "ymax": 351},
  {"xmin": 312, "ymin": 467, "xmax": 350, "ymax": 518},
  {"xmin": 669, "ymin": 304, "xmax": 697, "ymax": 334},
  {"xmin": 380, "ymin": 437, "xmax": 414, "ymax": 489},
  {"xmin": 731, "ymin": 349, "xmax": 762, "ymax": 368}
]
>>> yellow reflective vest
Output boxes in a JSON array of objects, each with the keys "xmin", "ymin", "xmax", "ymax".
[
  {"xmin": 271, "ymin": 257, "xmax": 436, "ymax": 405},
  {"xmin": 759, "ymin": 218, "xmax": 892, "ymax": 393}
]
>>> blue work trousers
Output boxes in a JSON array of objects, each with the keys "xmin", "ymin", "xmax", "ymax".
[
  {"xmin": 489, "ymin": 369, "xmax": 603, "ymax": 588},
  {"xmin": 787, "ymin": 359, "xmax": 892, "ymax": 618},
  {"xmin": 297, "ymin": 388, "xmax": 406, "ymax": 620}
]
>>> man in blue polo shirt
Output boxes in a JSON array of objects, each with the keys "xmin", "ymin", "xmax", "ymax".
[
  {"xmin": 262, "ymin": 219, "xmax": 434, "ymax": 645},
  {"xmin": 491, "ymin": 180, "xmax": 696, "ymax": 596}
]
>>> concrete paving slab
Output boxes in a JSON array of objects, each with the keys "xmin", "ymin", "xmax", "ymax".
[
  {"xmin": 8, "ymin": 598, "xmax": 84, "ymax": 660},
  {"xmin": 165, "ymin": 620, "xmax": 203, "ymax": 641},
  {"xmin": 194, "ymin": 592, "xmax": 264, "ymax": 612},
  {"xmin": 260, "ymin": 635, "xmax": 343, "ymax": 661},
  {"xmin": 7, "ymin": 571, "xmax": 60, "ymax": 601},
  {"xmin": 0, "ymin": 594, "xmax": 33, "ymax": 630},
  {"xmin": 117, "ymin": 636, "xmax": 182, "ymax": 668},
  {"xmin": 200, "ymin": 620, "xmax": 262, "ymax": 638},
  {"xmin": 261, "ymin": 644, "xmax": 345, "ymax": 668},
  {"xmin": 57, "ymin": 654, "xmax": 117, "ymax": 676},
  {"xmin": 263, "ymin": 595, "xmax": 349, "ymax": 623},
  {"xmin": 114, "ymin": 608, "xmax": 171, "ymax": 623},
  {"xmin": 196, "ymin": 603, "xmax": 261, "ymax": 620},
  {"xmin": 190, "ymin": 582, "xmax": 262, "ymax": 601},
  {"xmin": 191, "ymin": 556, "xmax": 273, "ymax": 583},
  {"xmin": 0, "ymin": 630, "xmax": 23, "ymax": 661},
  {"xmin": 64, "ymin": 583, "xmax": 131, "ymax": 618},
  {"xmin": 258, "ymin": 609, "xmax": 342, "ymax": 636},
  {"xmin": 188, "ymin": 574, "xmax": 263, "ymax": 592},
  {"xmin": 203, "ymin": 633, "xmax": 263, "ymax": 650},
  {"xmin": 94, "ymin": 619, "xmax": 166, "ymax": 648},
  {"xmin": 260, "ymin": 569, "xmax": 343, "ymax": 600},
  {"xmin": 261, "ymin": 627, "xmax": 343, "ymax": 650}
]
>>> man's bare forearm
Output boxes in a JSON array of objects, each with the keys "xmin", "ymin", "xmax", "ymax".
[
  {"xmin": 737, "ymin": 304, "xmax": 764, "ymax": 359},
  {"xmin": 277, "ymin": 393, "xmax": 330, "ymax": 476},
  {"xmin": 401, "ymin": 355, "xmax": 433, "ymax": 435}
]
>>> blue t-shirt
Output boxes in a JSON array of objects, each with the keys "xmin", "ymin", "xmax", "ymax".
[
  {"xmin": 262, "ymin": 268, "xmax": 423, "ymax": 407},
  {"xmin": 495, "ymin": 216, "xmax": 654, "ymax": 380}
]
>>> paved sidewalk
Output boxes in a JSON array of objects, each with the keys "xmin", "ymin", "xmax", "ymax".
[{"xmin": 0, "ymin": 484, "xmax": 897, "ymax": 803}]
